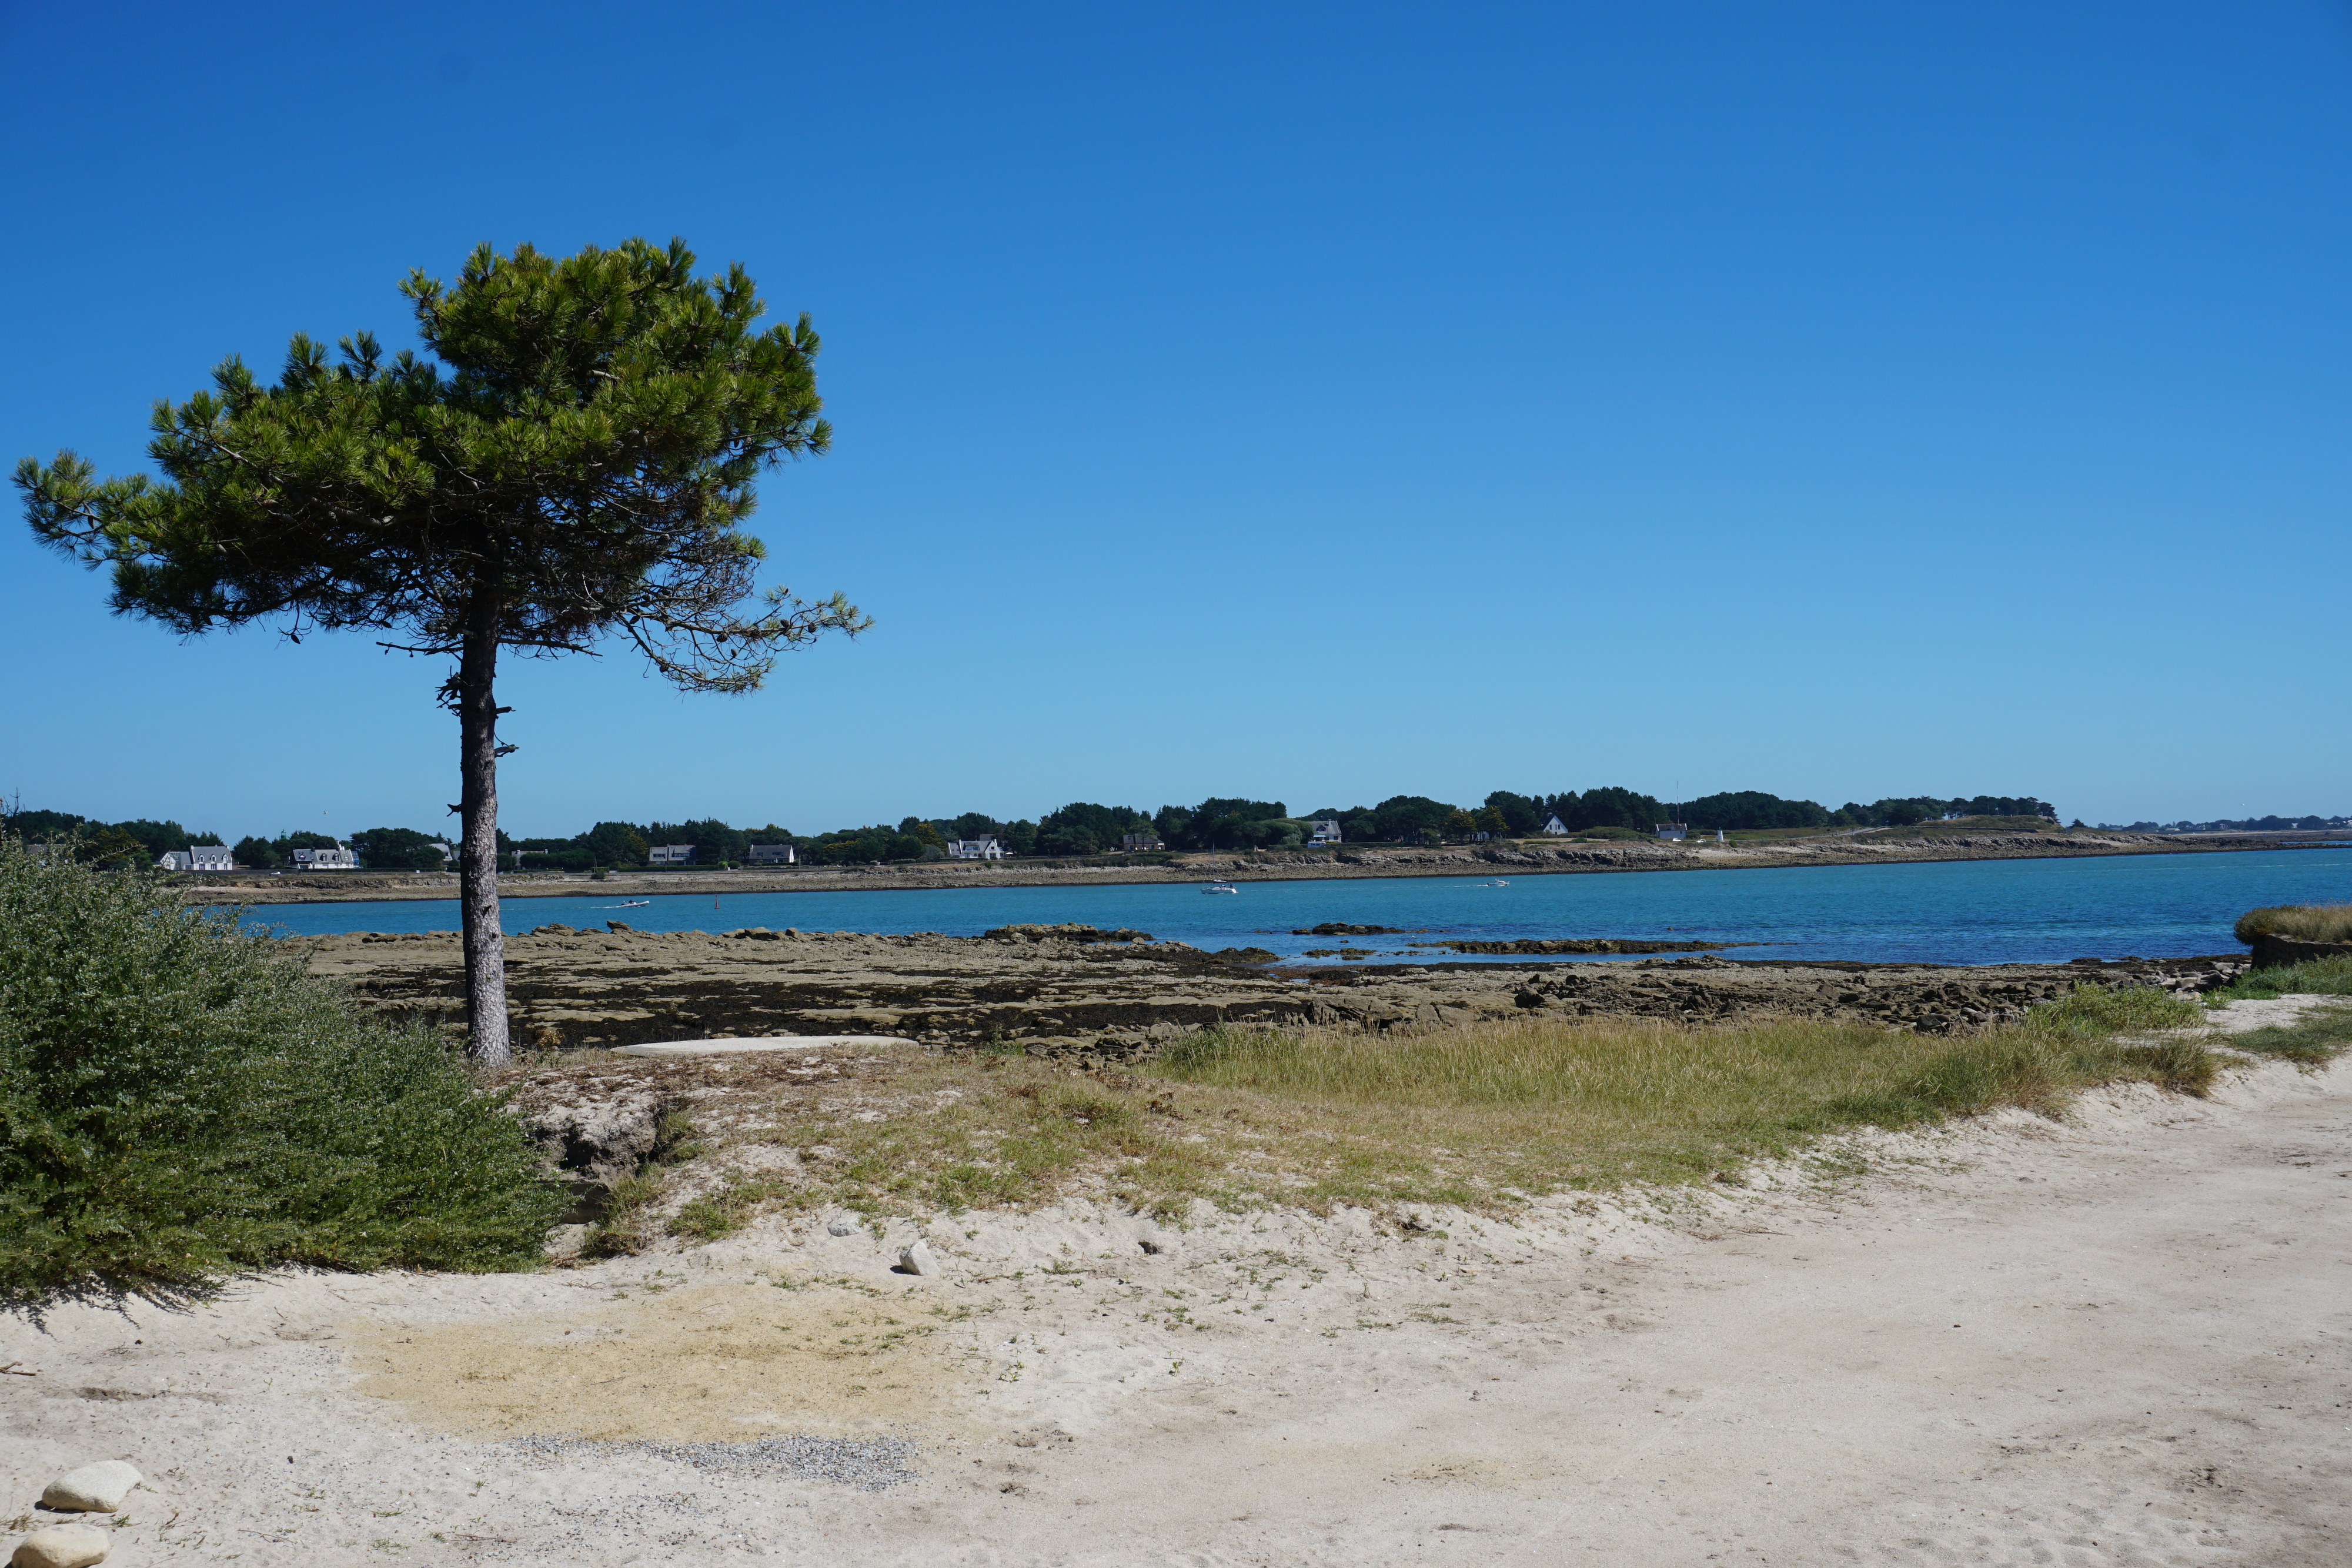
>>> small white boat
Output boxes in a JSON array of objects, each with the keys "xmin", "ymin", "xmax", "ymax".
[
  {"xmin": 1201, "ymin": 882, "xmax": 1240, "ymax": 894},
  {"xmin": 603, "ymin": 900, "xmax": 652, "ymax": 908}
]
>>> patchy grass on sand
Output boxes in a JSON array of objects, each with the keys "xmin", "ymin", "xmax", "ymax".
[{"xmin": 513, "ymin": 982, "xmax": 2337, "ymax": 1250}]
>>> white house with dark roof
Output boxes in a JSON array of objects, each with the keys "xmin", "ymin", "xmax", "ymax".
[
  {"xmin": 292, "ymin": 844, "xmax": 359, "ymax": 870},
  {"xmin": 649, "ymin": 844, "xmax": 697, "ymax": 866},
  {"xmin": 157, "ymin": 846, "xmax": 236, "ymax": 871},
  {"xmin": 948, "ymin": 836, "xmax": 1004, "ymax": 860},
  {"xmin": 746, "ymin": 842, "xmax": 796, "ymax": 865}
]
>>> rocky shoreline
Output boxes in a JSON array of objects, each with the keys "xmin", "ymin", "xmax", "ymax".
[
  {"xmin": 300, "ymin": 920, "xmax": 2251, "ymax": 1059},
  {"xmin": 176, "ymin": 827, "xmax": 2328, "ymax": 904}
]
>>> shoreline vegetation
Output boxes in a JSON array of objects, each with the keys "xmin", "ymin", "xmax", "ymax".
[
  {"xmin": 544, "ymin": 984, "xmax": 2334, "ymax": 1254},
  {"xmin": 8, "ymin": 831, "xmax": 2351, "ymax": 1310},
  {"xmin": 173, "ymin": 824, "xmax": 2350, "ymax": 904}
]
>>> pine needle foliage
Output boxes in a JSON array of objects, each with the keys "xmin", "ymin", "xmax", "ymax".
[
  {"xmin": 0, "ymin": 841, "xmax": 564, "ymax": 1313},
  {"xmin": 16, "ymin": 238, "xmax": 867, "ymax": 1061}
]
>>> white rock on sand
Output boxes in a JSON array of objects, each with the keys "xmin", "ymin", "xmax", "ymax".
[
  {"xmin": 9, "ymin": 1523, "xmax": 109, "ymax": 1568},
  {"xmin": 0, "ymin": 997, "xmax": 2344, "ymax": 1566},
  {"xmin": 38, "ymin": 1462, "xmax": 137, "ymax": 1512}
]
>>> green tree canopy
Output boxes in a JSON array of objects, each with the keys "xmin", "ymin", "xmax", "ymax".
[
  {"xmin": 1483, "ymin": 791, "xmax": 1544, "ymax": 834},
  {"xmin": 1679, "ymin": 791, "xmax": 1832, "ymax": 831},
  {"xmin": 350, "ymin": 827, "xmax": 448, "ymax": 871},
  {"xmin": 19, "ymin": 238, "xmax": 865, "ymax": 1061}
]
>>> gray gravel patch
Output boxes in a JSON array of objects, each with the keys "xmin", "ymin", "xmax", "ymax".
[{"xmin": 508, "ymin": 1430, "xmax": 921, "ymax": 1491}]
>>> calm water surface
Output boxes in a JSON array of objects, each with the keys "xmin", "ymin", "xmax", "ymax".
[{"xmin": 249, "ymin": 849, "xmax": 2352, "ymax": 967}]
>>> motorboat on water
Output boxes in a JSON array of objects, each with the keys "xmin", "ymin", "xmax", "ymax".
[
  {"xmin": 603, "ymin": 900, "xmax": 652, "ymax": 908},
  {"xmin": 1201, "ymin": 882, "xmax": 1240, "ymax": 894}
]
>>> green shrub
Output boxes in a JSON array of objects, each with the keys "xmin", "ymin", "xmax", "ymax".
[
  {"xmin": 0, "ymin": 841, "xmax": 563, "ymax": 1310},
  {"xmin": 2233, "ymin": 904, "xmax": 2352, "ymax": 945}
]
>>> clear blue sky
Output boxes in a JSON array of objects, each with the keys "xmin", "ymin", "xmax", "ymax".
[{"xmin": 5, "ymin": 1, "xmax": 2347, "ymax": 838}]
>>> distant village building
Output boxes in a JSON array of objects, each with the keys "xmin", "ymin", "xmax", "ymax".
[
  {"xmin": 1119, "ymin": 833, "xmax": 1163, "ymax": 852},
  {"xmin": 1308, "ymin": 820, "xmax": 1343, "ymax": 845},
  {"xmin": 746, "ymin": 842, "xmax": 796, "ymax": 865},
  {"xmin": 1539, "ymin": 815, "xmax": 1570, "ymax": 836},
  {"xmin": 1653, "ymin": 823, "xmax": 1689, "ymax": 841},
  {"xmin": 291, "ymin": 844, "xmax": 359, "ymax": 870},
  {"xmin": 948, "ymin": 837, "xmax": 1005, "ymax": 860},
  {"xmin": 648, "ymin": 844, "xmax": 697, "ymax": 866}
]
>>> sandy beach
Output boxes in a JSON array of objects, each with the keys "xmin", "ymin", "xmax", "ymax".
[{"xmin": 4, "ymin": 998, "xmax": 2343, "ymax": 1566}]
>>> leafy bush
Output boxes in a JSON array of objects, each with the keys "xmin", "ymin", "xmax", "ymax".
[
  {"xmin": 0, "ymin": 841, "xmax": 563, "ymax": 1310},
  {"xmin": 2233, "ymin": 904, "xmax": 2352, "ymax": 946}
]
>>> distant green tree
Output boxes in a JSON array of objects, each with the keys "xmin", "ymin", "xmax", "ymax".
[
  {"xmin": 1483, "ymin": 791, "xmax": 1543, "ymax": 834},
  {"xmin": 648, "ymin": 818, "xmax": 749, "ymax": 867},
  {"xmin": 1177, "ymin": 798, "xmax": 1289, "ymax": 850},
  {"xmin": 1367, "ymin": 795, "xmax": 1456, "ymax": 844},
  {"xmin": 577, "ymin": 821, "xmax": 650, "ymax": 868},
  {"xmin": 897, "ymin": 817, "xmax": 947, "ymax": 850},
  {"xmin": 1546, "ymin": 787, "xmax": 1665, "ymax": 833},
  {"xmin": 1681, "ymin": 791, "xmax": 1831, "ymax": 831},
  {"xmin": 83, "ymin": 827, "xmax": 147, "ymax": 865},
  {"xmin": 20, "ymin": 237, "xmax": 866, "ymax": 1062},
  {"xmin": 1035, "ymin": 823, "xmax": 1099, "ymax": 857},
  {"xmin": 1036, "ymin": 802, "xmax": 1149, "ymax": 856},
  {"xmin": 1472, "ymin": 806, "xmax": 1510, "ymax": 836},
  {"xmin": 1235, "ymin": 817, "xmax": 1306, "ymax": 849},
  {"xmin": 351, "ymin": 827, "xmax": 447, "ymax": 871},
  {"xmin": 232, "ymin": 835, "xmax": 281, "ymax": 869},
  {"xmin": 1003, "ymin": 820, "xmax": 1039, "ymax": 855},
  {"xmin": 2, "ymin": 809, "xmax": 87, "ymax": 841},
  {"xmin": 947, "ymin": 812, "xmax": 1002, "ymax": 842},
  {"xmin": 108, "ymin": 820, "xmax": 208, "ymax": 858}
]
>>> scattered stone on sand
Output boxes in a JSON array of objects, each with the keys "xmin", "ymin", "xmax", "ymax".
[
  {"xmin": 507, "ymin": 1432, "xmax": 919, "ymax": 1493},
  {"xmin": 897, "ymin": 1241, "xmax": 937, "ymax": 1275},
  {"xmin": 39, "ymin": 1461, "xmax": 138, "ymax": 1513},
  {"xmin": 826, "ymin": 1216, "xmax": 858, "ymax": 1236},
  {"xmin": 11, "ymin": 1523, "xmax": 109, "ymax": 1567}
]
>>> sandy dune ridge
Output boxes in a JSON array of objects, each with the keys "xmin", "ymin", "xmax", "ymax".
[{"xmin": 4, "ymin": 999, "xmax": 2346, "ymax": 1566}]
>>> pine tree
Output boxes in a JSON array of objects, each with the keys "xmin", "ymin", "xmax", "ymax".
[{"xmin": 18, "ymin": 238, "xmax": 867, "ymax": 1062}]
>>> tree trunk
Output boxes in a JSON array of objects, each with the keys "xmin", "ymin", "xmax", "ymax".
[{"xmin": 456, "ymin": 596, "xmax": 510, "ymax": 1064}]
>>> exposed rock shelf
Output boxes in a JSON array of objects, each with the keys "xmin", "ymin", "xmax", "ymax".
[{"xmin": 297, "ymin": 925, "xmax": 2252, "ymax": 1057}]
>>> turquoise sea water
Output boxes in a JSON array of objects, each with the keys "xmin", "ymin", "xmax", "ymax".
[{"xmin": 248, "ymin": 849, "xmax": 2352, "ymax": 967}]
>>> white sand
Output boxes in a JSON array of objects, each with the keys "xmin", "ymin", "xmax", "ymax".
[{"xmin": 5, "ymin": 1000, "xmax": 2347, "ymax": 1566}]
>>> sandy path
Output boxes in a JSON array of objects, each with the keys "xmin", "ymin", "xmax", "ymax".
[{"xmin": 5, "ymin": 1008, "xmax": 2346, "ymax": 1566}]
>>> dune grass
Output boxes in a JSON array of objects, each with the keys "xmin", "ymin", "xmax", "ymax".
[
  {"xmin": 2233, "ymin": 903, "xmax": 2352, "ymax": 945},
  {"xmin": 0, "ymin": 841, "xmax": 564, "ymax": 1310},
  {"xmin": 2207, "ymin": 954, "xmax": 2352, "ymax": 1003},
  {"xmin": 664, "ymin": 984, "xmax": 2230, "ymax": 1236}
]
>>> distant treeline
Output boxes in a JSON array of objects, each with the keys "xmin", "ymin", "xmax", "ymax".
[
  {"xmin": 2100, "ymin": 814, "xmax": 2350, "ymax": 834},
  {"xmin": 5, "ymin": 787, "xmax": 2062, "ymax": 871},
  {"xmin": 2, "ymin": 811, "xmax": 460, "ymax": 871}
]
